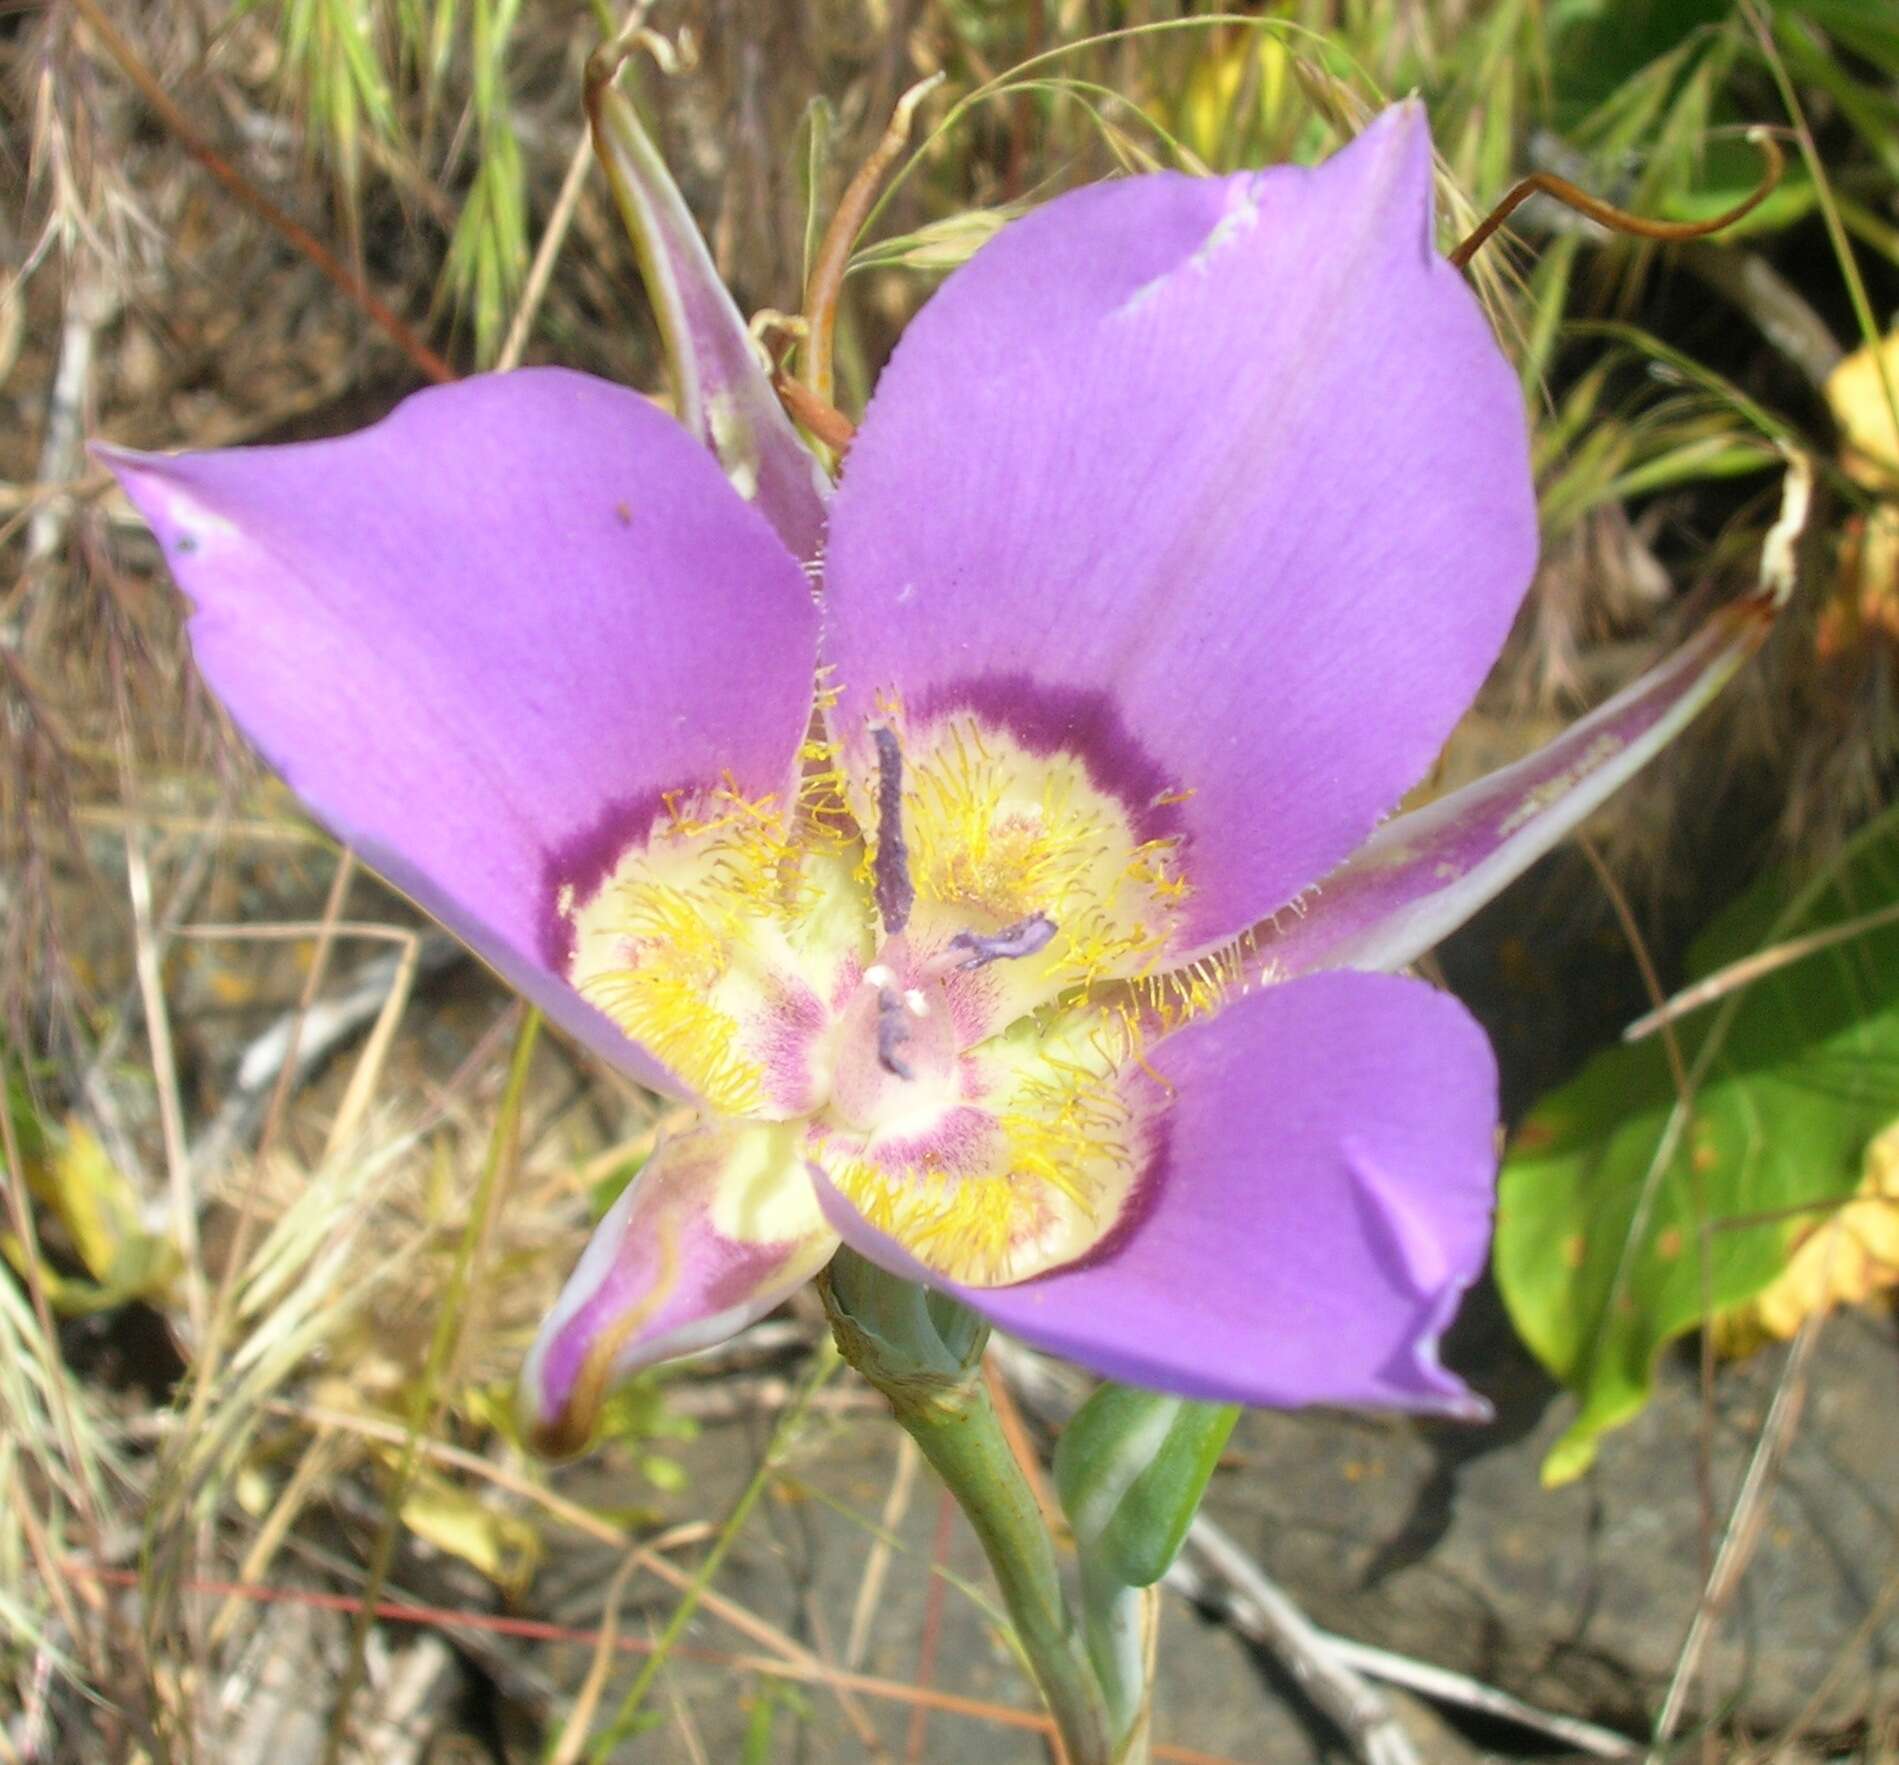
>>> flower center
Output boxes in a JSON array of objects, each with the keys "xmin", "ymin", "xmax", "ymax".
[
  {"xmin": 553, "ymin": 687, "xmax": 1221, "ymax": 1285},
  {"xmin": 559, "ymin": 768, "xmax": 868, "ymax": 1118},
  {"xmin": 828, "ymin": 957, "xmax": 958, "ymax": 1133}
]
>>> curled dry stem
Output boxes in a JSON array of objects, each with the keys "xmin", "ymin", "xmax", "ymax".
[
  {"xmin": 801, "ymin": 71, "xmax": 946, "ymax": 407},
  {"xmin": 1450, "ymin": 128, "xmax": 1786, "ymax": 270}
]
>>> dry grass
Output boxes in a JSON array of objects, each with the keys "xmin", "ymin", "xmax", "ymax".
[{"xmin": 1, "ymin": 1, "xmax": 1894, "ymax": 1759}]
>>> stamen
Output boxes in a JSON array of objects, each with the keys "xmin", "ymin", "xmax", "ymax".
[
  {"xmin": 950, "ymin": 912, "xmax": 1058, "ymax": 970},
  {"xmin": 871, "ymin": 725, "xmax": 915, "ymax": 935},
  {"xmin": 876, "ymin": 985, "xmax": 914, "ymax": 1080}
]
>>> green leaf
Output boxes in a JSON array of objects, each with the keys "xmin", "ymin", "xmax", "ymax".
[
  {"xmin": 1496, "ymin": 804, "xmax": 1899, "ymax": 1484},
  {"xmin": 794, "ymin": 94, "xmax": 836, "ymax": 290},
  {"xmin": 848, "ymin": 204, "xmax": 1025, "ymax": 277},
  {"xmin": 1054, "ymin": 1387, "xmax": 1236, "ymax": 1589}
]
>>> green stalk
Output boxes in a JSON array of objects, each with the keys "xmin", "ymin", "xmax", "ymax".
[
  {"xmin": 821, "ymin": 1249, "xmax": 1113, "ymax": 1765},
  {"xmin": 1078, "ymin": 1554, "xmax": 1149, "ymax": 1754}
]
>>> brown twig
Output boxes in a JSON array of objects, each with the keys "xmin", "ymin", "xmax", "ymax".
[
  {"xmin": 1181, "ymin": 1517, "xmax": 1421, "ymax": 1765},
  {"xmin": 1450, "ymin": 128, "xmax": 1785, "ymax": 270},
  {"xmin": 496, "ymin": 122, "xmax": 596, "ymax": 375},
  {"xmin": 60, "ymin": 1560, "xmax": 1248, "ymax": 1763},
  {"xmin": 66, "ymin": 0, "xmax": 454, "ymax": 385},
  {"xmin": 846, "ymin": 1433, "xmax": 919, "ymax": 1669},
  {"xmin": 801, "ymin": 71, "xmax": 944, "ymax": 405},
  {"xmin": 773, "ymin": 371, "xmax": 857, "ymax": 452},
  {"xmin": 1654, "ymin": 1308, "xmax": 1826, "ymax": 1744},
  {"xmin": 1579, "ymin": 835, "xmax": 1718, "ymax": 1753},
  {"xmin": 905, "ymin": 1488, "xmax": 959, "ymax": 1764},
  {"xmin": 117, "ymin": 737, "xmax": 203, "ymax": 1334}
]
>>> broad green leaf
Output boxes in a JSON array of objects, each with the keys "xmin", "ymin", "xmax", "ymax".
[
  {"xmin": 1496, "ymin": 803, "xmax": 1899, "ymax": 1484},
  {"xmin": 1054, "ymin": 1387, "xmax": 1236, "ymax": 1589}
]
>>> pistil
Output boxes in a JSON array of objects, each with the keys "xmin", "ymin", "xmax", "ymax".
[
  {"xmin": 871, "ymin": 725, "xmax": 914, "ymax": 935},
  {"xmin": 876, "ymin": 979, "xmax": 916, "ymax": 1079}
]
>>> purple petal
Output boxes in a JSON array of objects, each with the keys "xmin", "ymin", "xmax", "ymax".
[
  {"xmin": 814, "ymin": 969, "xmax": 1499, "ymax": 1414},
  {"xmin": 521, "ymin": 1119, "xmax": 837, "ymax": 1456},
  {"xmin": 590, "ymin": 81, "xmax": 828, "ymax": 561},
  {"xmin": 823, "ymin": 105, "xmax": 1536, "ymax": 952},
  {"xmin": 97, "ymin": 370, "xmax": 818, "ymax": 1096},
  {"xmin": 1253, "ymin": 592, "xmax": 1784, "ymax": 981}
]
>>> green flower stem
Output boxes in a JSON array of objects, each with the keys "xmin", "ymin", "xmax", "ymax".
[
  {"xmin": 821, "ymin": 1249, "xmax": 1114, "ymax": 1765},
  {"xmin": 903, "ymin": 1384, "xmax": 1114, "ymax": 1765}
]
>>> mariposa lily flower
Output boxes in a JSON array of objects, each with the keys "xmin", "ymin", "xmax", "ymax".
[{"xmin": 100, "ymin": 105, "xmax": 1786, "ymax": 1457}]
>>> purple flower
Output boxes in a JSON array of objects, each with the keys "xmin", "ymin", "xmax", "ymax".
[{"xmin": 99, "ymin": 106, "xmax": 1778, "ymax": 1455}]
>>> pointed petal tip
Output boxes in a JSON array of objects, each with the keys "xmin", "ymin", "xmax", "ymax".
[
  {"xmin": 1392, "ymin": 1350, "xmax": 1493, "ymax": 1423},
  {"xmin": 1377, "ymin": 1380, "xmax": 1492, "ymax": 1425},
  {"xmin": 1363, "ymin": 96, "xmax": 1433, "ymax": 159},
  {"xmin": 1341, "ymin": 99, "xmax": 1438, "ymax": 257},
  {"xmin": 1447, "ymin": 1387, "xmax": 1495, "ymax": 1425},
  {"xmin": 93, "ymin": 443, "xmax": 224, "ymax": 573},
  {"xmin": 87, "ymin": 439, "xmax": 170, "ymax": 499},
  {"xmin": 516, "ymin": 1347, "xmax": 606, "ymax": 1462}
]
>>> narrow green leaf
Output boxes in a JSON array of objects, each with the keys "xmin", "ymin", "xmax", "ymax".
[{"xmin": 794, "ymin": 94, "xmax": 835, "ymax": 290}]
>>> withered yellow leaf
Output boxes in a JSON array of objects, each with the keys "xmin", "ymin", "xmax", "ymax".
[
  {"xmin": 1717, "ymin": 1119, "xmax": 1899, "ymax": 1354},
  {"xmin": 1825, "ymin": 330, "xmax": 1899, "ymax": 487}
]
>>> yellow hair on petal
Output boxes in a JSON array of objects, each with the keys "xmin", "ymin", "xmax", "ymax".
[
  {"xmin": 889, "ymin": 713, "xmax": 1193, "ymax": 1007},
  {"xmin": 566, "ymin": 749, "xmax": 872, "ymax": 1117},
  {"xmin": 823, "ymin": 1014, "xmax": 1144, "ymax": 1286}
]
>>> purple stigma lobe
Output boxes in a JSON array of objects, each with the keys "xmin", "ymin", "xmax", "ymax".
[
  {"xmin": 871, "ymin": 726, "xmax": 915, "ymax": 935},
  {"xmin": 950, "ymin": 912, "xmax": 1058, "ymax": 970},
  {"xmin": 876, "ymin": 985, "xmax": 915, "ymax": 1080}
]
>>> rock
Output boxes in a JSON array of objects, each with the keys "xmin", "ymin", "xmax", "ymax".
[
  {"xmin": 527, "ymin": 1297, "xmax": 1899, "ymax": 1757},
  {"xmin": 534, "ymin": 1404, "xmax": 1476, "ymax": 1761},
  {"xmin": 1204, "ymin": 1290, "xmax": 1899, "ymax": 1741}
]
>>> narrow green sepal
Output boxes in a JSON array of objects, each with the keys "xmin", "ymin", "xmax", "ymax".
[{"xmin": 1055, "ymin": 1388, "xmax": 1238, "ymax": 1589}]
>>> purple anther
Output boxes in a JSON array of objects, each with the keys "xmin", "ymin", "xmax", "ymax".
[
  {"xmin": 871, "ymin": 726, "xmax": 915, "ymax": 935},
  {"xmin": 876, "ymin": 985, "xmax": 914, "ymax": 1080},
  {"xmin": 950, "ymin": 912, "xmax": 1058, "ymax": 970}
]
